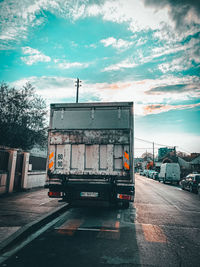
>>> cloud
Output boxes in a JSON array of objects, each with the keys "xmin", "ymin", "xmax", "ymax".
[
  {"xmin": 21, "ymin": 46, "xmax": 51, "ymax": 65},
  {"xmin": 54, "ymin": 59, "xmax": 89, "ymax": 69},
  {"xmin": 11, "ymin": 74, "xmax": 200, "ymax": 116},
  {"xmin": 143, "ymin": 103, "xmax": 200, "ymax": 115},
  {"xmin": 100, "ymin": 37, "xmax": 133, "ymax": 50},
  {"xmin": 0, "ymin": 0, "xmax": 87, "ymax": 46},
  {"xmin": 143, "ymin": 0, "xmax": 200, "ymax": 29},
  {"xmin": 158, "ymin": 58, "xmax": 193, "ymax": 73},
  {"xmin": 146, "ymin": 82, "xmax": 200, "ymax": 95},
  {"xmin": 86, "ymin": 0, "xmax": 171, "ymax": 32},
  {"xmin": 103, "ymin": 58, "xmax": 137, "ymax": 71},
  {"xmin": 11, "ymin": 76, "xmax": 76, "ymax": 104},
  {"xmin": 1, "ymin": 0, "xmax": 199, "ymax": 50},
  {"xmin": 138, "ymin": 36, "xmax": 200, "ymax": 68}
]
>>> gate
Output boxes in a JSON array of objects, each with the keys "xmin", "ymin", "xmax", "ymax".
[
  {"xmin": 0, "ymin": 150, "xmax": 9, "ymax": 171},
  {"xmin": 14, "ymin": 152, "xmax": 24, "ymax": 191}
]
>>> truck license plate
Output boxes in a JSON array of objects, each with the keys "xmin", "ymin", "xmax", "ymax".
[{"xmin": 80, "ymin": 192, "xmax": 99, "ymax": 198}]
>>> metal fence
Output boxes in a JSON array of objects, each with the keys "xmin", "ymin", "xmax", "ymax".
[
  {"xmin": 0, "ymin": 150, "xmax": 9, "ymax": 171},
  {"xmin": 29, "ymin": 155, "xmax": 47, "ymax": 171}
]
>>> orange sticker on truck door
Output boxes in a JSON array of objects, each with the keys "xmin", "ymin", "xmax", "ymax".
[
  {"xmin": 49, "ymin": 152, "xmax": 54, "ymax": 169},
  {"xmin": 124, "ymin": 151, "xmax": 130, "ymax": 170},
  {"xmin": 49, "ymin": 161, "xmax": 54, "ymax": 169}
]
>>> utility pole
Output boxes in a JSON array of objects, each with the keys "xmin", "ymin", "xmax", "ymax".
[
  {"xmin": 153, "ymin": 142, "xmax": 154, "ymax": 168},
  {"xmin": 75, "ymin": 78, "xmax": 81, "ymax": 103},
  {"xmin": 174, "ymin": 146, "xmax": 176, "ymax": 157}
]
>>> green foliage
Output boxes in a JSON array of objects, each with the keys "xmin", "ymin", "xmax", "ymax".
[{"xmin": 0, "ymin": 82, "xmax": 48, "ymax": 150}]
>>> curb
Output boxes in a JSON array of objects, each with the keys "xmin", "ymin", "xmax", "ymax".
[{"xmin": 0, "ymin": 203, "xmax": 69, "ymax": 254}]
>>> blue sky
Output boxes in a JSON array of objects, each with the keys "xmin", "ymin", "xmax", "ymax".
[{"xmin": 0, "ymin": 0, "xmax": 200, "ymax": 156}]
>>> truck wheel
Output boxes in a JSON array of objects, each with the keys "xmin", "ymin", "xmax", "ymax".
[
  {"xmin": 189, "ymin": 185, "xmax": 193, "ymax": 193},
  {"xmin": 122, "ymin": 202, "xmax": 129, "ymax": 209}
]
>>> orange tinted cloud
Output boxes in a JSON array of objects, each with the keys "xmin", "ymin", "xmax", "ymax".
[
  {"xmin": 143, "ymin": 103, "xmax": 200, "ymax": 115},
  {"xmin": 98, "ymin": 82, "xmax": 131, "ymax": 90}
]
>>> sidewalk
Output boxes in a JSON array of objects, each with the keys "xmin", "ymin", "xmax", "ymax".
[{"xmin": 0, "ymin": 188, "xmax": 68, "ymax": 252}]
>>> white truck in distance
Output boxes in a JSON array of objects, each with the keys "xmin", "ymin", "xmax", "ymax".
[
  {"xmin": 159, "ymin": 163, "xmax": 180, "ymax": 184},
  {"xmin": 47, "ymin": 102, "xmax": 135, "ymax": 208}
]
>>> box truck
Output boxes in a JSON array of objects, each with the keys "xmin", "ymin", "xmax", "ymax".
[
  {"xmin": 159, "ymin": 163, "xmax": 180, "ymax": 184},
  {"xmin": 47, "ymin": 102, "xmax": 134, "ymax": 208}
]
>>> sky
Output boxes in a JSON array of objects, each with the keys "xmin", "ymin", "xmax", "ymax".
[{"xmin": 0, "ymin": 0, "xmax": 200, "ymax": 157}]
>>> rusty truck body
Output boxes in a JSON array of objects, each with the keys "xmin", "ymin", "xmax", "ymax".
[{"xmin": 47, "ymin": 102, "xmax": 135, "ymax": 208}]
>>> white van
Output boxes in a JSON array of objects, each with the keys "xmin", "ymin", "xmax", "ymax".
[{"xmin": 159, "ymin": 163, "xmax": 180, "ymax": 184}]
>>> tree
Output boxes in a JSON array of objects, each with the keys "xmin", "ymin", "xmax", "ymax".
[
  {"xmin": 0, "ymin": 82, "xmax": 48, "ymax": 150},
  {"xmin": 141, "ymin": 152, "xmax": 153, "ymax": 161}
]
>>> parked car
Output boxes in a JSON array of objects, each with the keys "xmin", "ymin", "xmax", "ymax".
[
  {"xmin": 148, "ymin": 170, "xmax": 154, "ymax": 178},
  {"xmin": 148, "ymin": 170, "xmax": 155, "ymax": 179},
  {"xmin": 143, "ymin": 169, "xmax": 148, "ymax": 177},
  {"xmin": 146, "ymin": 170, "xmax": 151, "ymax": 178},
  {"xmin": 152, "ymin": 171, "xmax": 159, "ymax": 180},
  {"xmin": 139, "ymin": 170, "xmax": 144, "ymax": 176},
  {"xmin": 180, "ymin": 173, "xmax": 200, "ymax": 193}
]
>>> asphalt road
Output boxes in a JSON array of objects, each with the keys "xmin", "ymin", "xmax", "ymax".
[{"xmin": 1, "ymin": 174, "xmax": 200, "ymax": 267}]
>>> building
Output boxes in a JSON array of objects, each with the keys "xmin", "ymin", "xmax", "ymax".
[{"xmin": 158, "ymin": 147, "xmax": 175, "ymax": 160}]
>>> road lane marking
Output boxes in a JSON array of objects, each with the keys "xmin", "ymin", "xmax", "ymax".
[
  {"xmin": 115, "ymin": 221, "xmax": 120, "ymax": 229},
  {"xmin": 142, "ymin": 224, "xmax": 167, "ymax": 243},
  {"xmin": 97, "ymin": 220, "xmax": 120, "ymax": 240},
  {"xmin": 76, "ymin": 228, "xmax": 118, "ymax": 232},
  {"xmin": 56, "ymin": 219, "xmax": 84, "ymax": 236}
]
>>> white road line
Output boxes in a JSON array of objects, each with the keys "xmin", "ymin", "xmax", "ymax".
[
  {"xmin": 54, "ymin": 227, "xmax": 119, "ymax": 233},
  {"xmin": 78, "ymin": 228, "xmax": 119, "ymax": 232},
  {"xmin": 39, "ymin": 200, "xmax": 50, "ymax": 206}
]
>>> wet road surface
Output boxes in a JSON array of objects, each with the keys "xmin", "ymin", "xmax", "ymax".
[{"xmin": 1, "ymin": 174, "xmax": 200, "ymax": 267}]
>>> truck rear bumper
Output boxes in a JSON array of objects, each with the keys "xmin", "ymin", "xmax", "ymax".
[{"xmin": 48, "ymin": 180, "xmax": 135, "ymax": 203}]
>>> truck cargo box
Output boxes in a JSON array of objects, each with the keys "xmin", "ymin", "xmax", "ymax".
[{"xmin": 47, "ymin": 102, "xmax": 134, "ymax": 207}]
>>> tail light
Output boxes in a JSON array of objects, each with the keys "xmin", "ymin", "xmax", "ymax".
[
  {"xmin": 48, "ymin": 191, "xmax": 62, "ymax": 198},
  {"xmin": 117, "ymin": 194, "xmax": 133, "ymax": 201}
]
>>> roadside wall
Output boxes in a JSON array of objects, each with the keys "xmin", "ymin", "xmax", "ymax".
[
  {"xmin": 25, "ymin": 171, "xmax": 46, "ymax": 189},
  {"xmin": 0, "ymin": 147, "xmax": 47, "ymax": 194}
]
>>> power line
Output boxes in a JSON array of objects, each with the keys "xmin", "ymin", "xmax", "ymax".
[
  {"xmin": 135, "ymin": 137, "xmax": 191, "ymax": 155},
  {"xmin": 135, "ymin": 137, "xmax": 174, "ymax": 148},
  {"xmin": 135, "ymin": 148, "xmax": 154, "ymax": 149}
]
